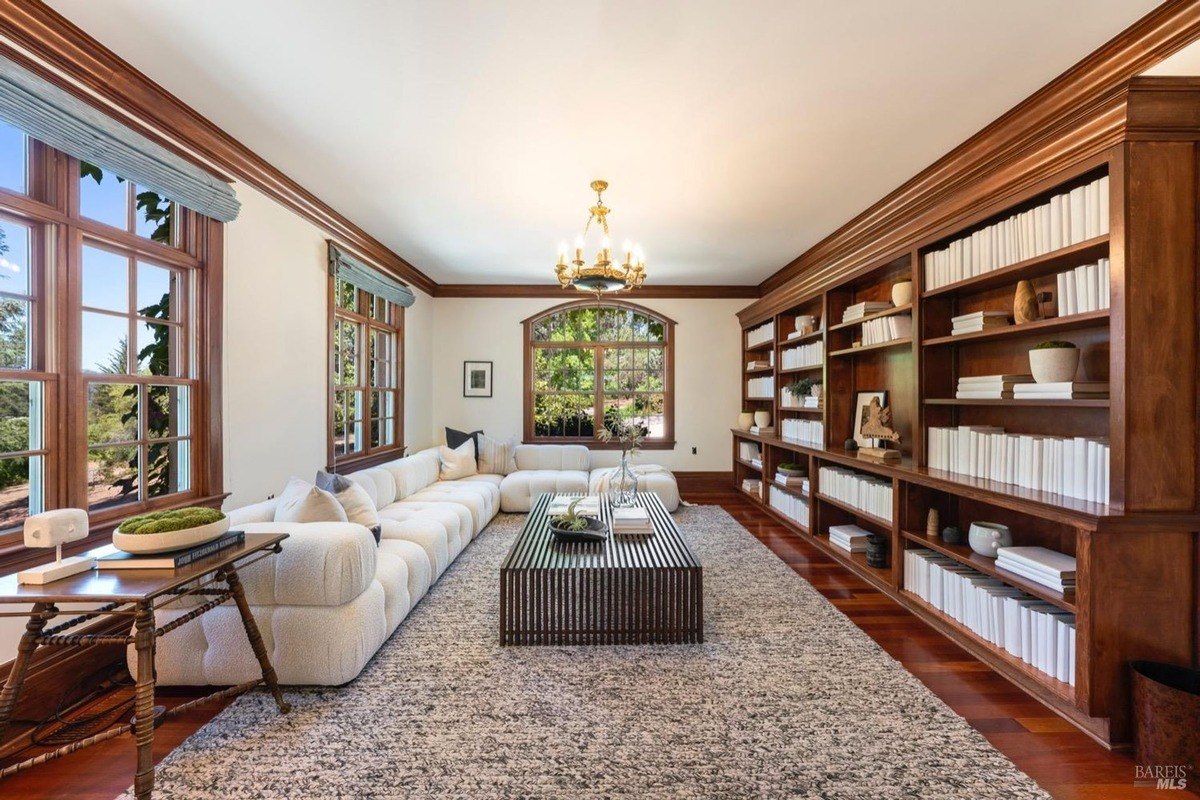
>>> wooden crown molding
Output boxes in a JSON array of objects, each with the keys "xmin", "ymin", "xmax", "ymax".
[
  {"xmin": 739, "ymin": 0, "xmax": 1200, "ymax": 325},
  {"xmin": 0, "ymin": 0, "xmax": 437, "ymax": 295},
  {"xmin": 434, "ymin": 283, "xmax": 759, "ymax": 299}
]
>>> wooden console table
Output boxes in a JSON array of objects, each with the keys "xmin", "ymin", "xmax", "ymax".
[
  {"xmin": 0, "ymin": 532, "xmax": 292, "ymax": 799},
  {"xmin": 500, "ymin": 494, "xmax": 703, "ymax": 646}
]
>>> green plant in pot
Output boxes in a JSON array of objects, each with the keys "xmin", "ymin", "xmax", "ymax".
[
  {"xmin": 787, "ymin": 376, "xmax": 823, "ymax": 404},
  {"xmin": 548, "ymin": 498, "xmax": 606, "ymax": 539},
  {"xmin": 777, "ymin": 461, "xmax": 806, "ymax": 477},
  {"xmin": 113, "ymin": 506, "xmax": 229, "ymax": 555},
  {"xmin": 1029, "ymin": 340, "xmax": 1079, "ymax": 383}
]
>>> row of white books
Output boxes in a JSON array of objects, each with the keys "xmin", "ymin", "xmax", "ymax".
[
  {"xmin": 842, "ymin": 300, "xmax": 892, "ymax": 323},
  {"xmin": 746, "ymin": 376, "xmax": 774, "ymax": 397},
  {"xmin": 781, "ymin": 418, "xmax": 823, "ymax": 445},
  {"xmin": 829, "ymin": 524, "xmax": 871, "ymax": 553},
  {"xmin": 781, "ymin": 393, "xmax": 821, "ymax": 409},
  {"xmin": 995, "ymin": 546, "xmax": 1076, "ymax": 594},
  {"xmin": 746, "ymin": 321, "xmax": 775, "ymax": 347},
  {"xmin": 924, "ymin": 175, "xmax": 1109, "ymax": 291},
  {"xmin": 904, "ymin": 548, "xmax": 1076, "ymax": 685},
  {"xmin": 780, "ymin": 341, "xmax": 823, "ymax": 370},
  {"xmin": 1055, "ymin": 258, "xmax": 1111, "ymax": 316},
  {"xmin": 927, "ymin": 426, "xmax": 1111, "ymax": 504},
  {"xmin": 737, "ymin": 442, "xmax": 761, "ymax": 462},
  {"xmin": 860, "ymin": 314, "xmax": 912, "ymax": 347},
  {"xmin": 769, "ymin": 486, "xmax": 810, "ymax": 529},
  {"xmin": 955, "ymin": 373, "xmax": 1033, "ymax": 399},
  {"xmin": 817, "ymin": 466, "xmax": 893, "ymax": 522},
  {"xmin": 950, "ymin": 310, "xmax": 1011, "ymax": 336}
]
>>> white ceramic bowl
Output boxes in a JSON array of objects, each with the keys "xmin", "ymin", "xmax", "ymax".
[
  {"xmin": 968, "ymin": 522, "xmax": 1012, "ymax": 558},
  {"xmin": 112, "ymin": 517, "xmax": 230, "ymax": 555}
]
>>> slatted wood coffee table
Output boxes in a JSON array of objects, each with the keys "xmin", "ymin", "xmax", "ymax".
[{"xmin": 500, "ymin": 493, "xmax": 703, "ymax": 646}]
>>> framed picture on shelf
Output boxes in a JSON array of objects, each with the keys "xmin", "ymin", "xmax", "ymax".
[
  {"xmin": 851, "ymin": 389, "xmax": 888, "ymax": 448},
  {"xmin": 463, "ymin": 361, "xmax": 493, "ymax": 398}
]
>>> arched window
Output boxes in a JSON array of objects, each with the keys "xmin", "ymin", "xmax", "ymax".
[{"xmin": 523, "ymin": 301, "xmax": 675, "ymax": 449}]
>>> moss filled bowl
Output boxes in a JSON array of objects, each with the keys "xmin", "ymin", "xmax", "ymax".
[{"xmin": 112, "ymin": 507, "xmax": 229, "ymax": 555}]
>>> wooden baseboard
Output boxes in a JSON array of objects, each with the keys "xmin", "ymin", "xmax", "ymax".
[{"xmin": 675, "ymin": 471, "xmax": 735, "ymax": 495}]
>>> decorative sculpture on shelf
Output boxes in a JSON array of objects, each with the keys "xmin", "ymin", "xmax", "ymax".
[
  {"xmin": 926, "ymin": 508, "xmax": 939, "ymax": 538},
  {"xmin": 858, "ymin": 397, "xmax": 901, "ymax": 460},
  {"xmin": 1014, "ymin": 279, "xmax": 1039, "ymax": 324},
  {"xmin": 17, "ymin": 509, "xmax": 94, "ymax": 585}
]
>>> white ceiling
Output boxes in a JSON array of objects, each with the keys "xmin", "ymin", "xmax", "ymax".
[{"xmin": 46, "ymin": 0, "xmax": 1161, "ymax": 286}]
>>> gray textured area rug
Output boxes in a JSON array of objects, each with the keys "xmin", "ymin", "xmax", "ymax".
[{"xmin": 120, "ymin": 506, "xmax": 1049, "ymax": 799}]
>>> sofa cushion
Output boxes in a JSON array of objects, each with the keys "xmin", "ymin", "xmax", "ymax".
[
  {"xmin": 499, "ymin": 469, "xmax": 589, "ymax": 513},
  {"xmin": 438, "ymin": 439, "xmax": 477, "ymax": 480},
  {"xmin": 588, "ymin": 465, "xmax": 681, "ymax": 512},
  {"xmin": 274, "ymin": 477, "xmax": 348, "ymax": 524},
  {"xmin": 405, "ymin": 484, "xmax": 493, "ymax": 534},
  {"xmin": 233, "ymin": 521, "xmax": 375, "ymax": 606},
  {"xmin": 377, "ymin": 515, "xmax": 451, "ymax": 578},
  {"xmin": 316, "ymin": 471, "xmax": 380, "ymax": 527},
  {"xmin": 384, "ymin": 452, "xmax": 441, "ymax": 500},
  {"xmin": 377, "ymin": 538, "xmax": 431, "ymax": 608},
  {"xmin": 348, "ymin": 467, "xmax": 397, "ymax": 508},
  {"xmin": 476, "ymin": 433, "xmax": 518, "ymax": 476},
  {"xmin": 445, "ymin": 427, "xmax": 483, "ymax": 464},
  {"xmin": 386, "ymin": 501, "xmax": 472, "ymax": 549},
  {"xmin": 514, "ymin": 444, "xmax": 590, "ymax": 471},
  {"xmin": 372, "ymin": 548, "xmax": 413, "ymax": 635}
]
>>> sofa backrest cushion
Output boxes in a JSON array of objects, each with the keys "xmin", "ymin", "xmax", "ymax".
[
  {"xmin": 274, "ymin": 477, "xmax": 348, "ymax": 523},
  {"xmin": 383, "ymin": 451, "xmax": 441, "ymax": 500},
  {"xmin": 347, "ymin": 467, "xmax": 396, "ymax": 508},
  {"xmin": 514, "ymin": 444, "xmax": 590, "ymax": 471}
]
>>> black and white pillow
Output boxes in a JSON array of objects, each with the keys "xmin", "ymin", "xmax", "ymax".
[{"xmin": 445, "ymin": 427, "xmax": 483, "ymax": 465}]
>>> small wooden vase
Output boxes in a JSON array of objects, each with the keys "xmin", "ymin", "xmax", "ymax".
[{"xmin": 1014, "ymin": 280, "xmax": 1039, "ymax": 324}]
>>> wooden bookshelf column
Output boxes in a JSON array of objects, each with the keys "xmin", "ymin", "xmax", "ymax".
[{"xmin": 730, "ymin": 78, "xmax": 1200, "ymax": 747}]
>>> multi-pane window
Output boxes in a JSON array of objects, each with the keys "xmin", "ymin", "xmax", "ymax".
[
  {"xmin": 525, "ymin": 302, "xmax": 673, "ymax": 447},
  {"xmin": 0, "ymin": 118, "xmax": 216, "ymax": 545},
  {"xmin": 331, "ymin": 275, "xmax": 402, "ymax": 462}
]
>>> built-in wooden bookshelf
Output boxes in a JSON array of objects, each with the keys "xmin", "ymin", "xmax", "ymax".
[{"xmin": 731, "ymin": 84, "xmax": 1200, "ymax": 748}]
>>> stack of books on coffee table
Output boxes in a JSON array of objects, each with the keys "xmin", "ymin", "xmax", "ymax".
[{"xmin": 612, "ymin": 506, "xmax": 654, "ymax": 536}]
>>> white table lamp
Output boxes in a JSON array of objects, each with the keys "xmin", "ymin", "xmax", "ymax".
[{"xmin": 16, "ymin": 508, "xmax": 95, "ymax": 585}]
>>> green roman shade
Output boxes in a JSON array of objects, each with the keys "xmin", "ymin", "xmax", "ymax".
[
  {"xmin": 0, "ymin": 55, "xmax": 240, "ymax": 222},
  {"xmin": 328, "ymin": 242, "xmax": 416, "ymax": 307}
]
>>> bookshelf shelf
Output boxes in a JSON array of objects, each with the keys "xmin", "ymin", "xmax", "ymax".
[
  {"xmin": 744, "ymin": 339, "xmax": 776, "ymax": 351},
  {"xmin": 767, "ymin": 481, "xmax": 809, "ymax": 503},
  {"xmin": 922, "ymin": 236, "xmax": 1109, "ymax": 298},
  {"xmin": 815, "ymin": 492, "xmax": 893, "ymax": 530},
  {"xmin": 778, "ymin": 406, "xmax": 823, "ymax": 414},
  {"xmin": 924, "ymin": 398, "xmax": 1110, "ymax": 408},
  {"xmin": 828, "ymin": 337, "xmax": 912, "ymax": 358},
  {"xmin": 811, "ymin": 534, "xmax": 895, "ymax": 590},
  {"xmin": 736, "ymin": 458, "xmax": 762, "ymax": 472},
  {"xmin": 744, "ymin": 365, "xmax": 774, "ymax": 374},
  {"xmin": 923, "ymin": 310, "xmax": 1110, "ymax": 347},
  {"xmin": 828, "ymin": 303, "xmax": 913, "ymax": 332},
  {"xmin": 899, "ymin": 530, "xmax": 1076, "ymax": 612},
  {"xmin": 745, "ymin": 396, "xmax": 773, "ymax": 401},
  {"xmin": 778, "ymin": 364, "xmax": 823, "ymax": 375},
  {"xmin": 779, "ymin": 329, "xmax": 823, "ymax": 344}
]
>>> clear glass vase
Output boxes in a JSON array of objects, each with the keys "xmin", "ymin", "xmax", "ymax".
[{"xmin": 607, "ymin": 452, "xmax": 639, "ymax": 508}]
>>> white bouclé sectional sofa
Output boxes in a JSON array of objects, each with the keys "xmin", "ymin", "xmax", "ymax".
[{"xmin": 140, "ymin": 445, "xmax": 678, "ymax": 686}]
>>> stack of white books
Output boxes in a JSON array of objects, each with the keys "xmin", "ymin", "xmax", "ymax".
[
  {"xmin": 781, "ymin": 418, "xmax": 823, "ymax": 445},
  {"xmin": 745, "ymin": 358, "xmax": 771, "ymax": 371},
  {"xmin": 737, "ymin": 442, "xmax": 761, "ymax": 462},
  {"xmin": 746, "ymin": 321, "xmax": 774, "ymax": 347},
  {"xmin": 951, "ymin": 310, "xmax": 1011, "ymax": 336},
  {"xmin": 773, "ymin": 471, "xmax": 808, "ymax": 492},
  {"xmin": 1056, "ymin": 258, "xmax": 1110, "ymax": 316},
  {"xmin": 1012, "ymin": 381, "xmax": 1108, "ymax": 400},
  {"xmin": 828, "ymin": 524, "xmax": 871, "ymax": 553},
  {"xmin": 746, "ymin": 375, "xmax": 775, "ymax": 398},
  {"xmin": 780, "ymin": 341, "xmax": 823, "ymax": 370},
  {"xmin": 861, "ymin": 314, "xmax": 912, "ymax": 346},
  {"xmin": 547, "ymin": 495, "xmax": 600, "ymax": 516},
  {"xmin": 612, "ymin": 506, "xmax": 653, "ymax": 535},
  {"xmin": 841, "ymin": 301, "xmax": 893, "ymax": 323},
  {"xmin": 924, "ymin": 174, "xmax": 1109, "ymax": 291},
  {"xmin": 741, "ymin": 478, "xmax": 762, "ymax": 498},
  {"xmin": 818, "ymin": 466, "xmax": 893, "ymax": 522},
  {"xmin": 769, "ymin": 486, "xmax": 810, "ymax": 528},
  {"xmin": 926, "ymin": 427, "xmax": 1111, "ymax": 504},
  {"xmin": 995, "ymin": 547, "xmax": 1076, "ymax": 593},
  {"xmin": 955, "ymin": 374, "xmax": 1034, "ymax": 400},
  {"xmin": 904, "ymin": 548, "xmax": 1076, "ymax": 685}
]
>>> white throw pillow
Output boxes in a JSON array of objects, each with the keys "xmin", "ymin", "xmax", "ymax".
[
  {"xmin": 477, "ymin": 433, "xmax": 518, "ymax": 476},
  {"xmin": 315, "ymin": 471, "xmax": 380, "ymax": 527},
  {"xmin": 274, "ymin": 477, "xmax": 348, "ymax": 523},
  {"xmin": 438, "ymin": 439, "xmax": 477, "ymax": 480}
]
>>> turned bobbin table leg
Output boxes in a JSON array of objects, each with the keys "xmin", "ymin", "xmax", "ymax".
[
  {"xmin": 222, "ymin": 566, "xmax": 291, "ymax": 714},
  {"xmin": 132, "ymin": 602, "xmax": 157, "ymax": 800},
  {"xmin": 0, "ymin": 602, "xmax": 55, "ymax": 743}
]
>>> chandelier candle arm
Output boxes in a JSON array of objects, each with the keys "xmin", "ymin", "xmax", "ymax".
[{"xmin": 553, "ymin": 180, "xmax": 648, "ymax": 295}]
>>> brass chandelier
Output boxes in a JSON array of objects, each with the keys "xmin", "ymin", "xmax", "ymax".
[{"xmin": 554, "ymin": 180, "xmax": 647, "ymax": 294}]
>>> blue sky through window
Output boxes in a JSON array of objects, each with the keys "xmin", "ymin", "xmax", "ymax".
[{"xmin": 0, "ymin": 122, "xmax": 26, "ymax": 194}]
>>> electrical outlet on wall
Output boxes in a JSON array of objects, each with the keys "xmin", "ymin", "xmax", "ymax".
[{"xmin": 691, "ymin": 447, "xmax": 697, "ymax": 455}]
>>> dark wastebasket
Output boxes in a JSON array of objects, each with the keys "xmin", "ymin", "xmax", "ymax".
[{"xmin": 1131, "ymin": 661, "xmax": 1200, "ymax": 791}]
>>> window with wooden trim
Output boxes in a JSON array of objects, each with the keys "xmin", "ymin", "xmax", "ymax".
[
  {"xmin": 523, "ymin": 301, "xmax": 674, "ymax": 449},
  {"xmin": 0, "ymin": 119, "xmax": 221, "ymax": 558},
  {"xmin": 330, "ymin": 274, "xmax": 403, "ymax": 464}
]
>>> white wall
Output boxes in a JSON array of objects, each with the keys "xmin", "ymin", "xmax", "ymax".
[
  {"xmin": 429, "ymin": 297, "xmax": 744, "ymax": 472},
  {"xmin": 221, "ymin": 184, "xmax": 434, "ymax": 509}
]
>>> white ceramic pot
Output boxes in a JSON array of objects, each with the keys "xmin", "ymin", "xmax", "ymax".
[
  {"xmin": 968, "ymin": 522, "xmax": 1012, "ymax": 558},
  {"xmin": 891, "ymin": 281, "xmax": 913, "ymax": 307},
  {"xmin": 795, "ymin": 315, "xmax": 816, "ymax": 335},
  {"xmin": 811, "ymin": 385, "xmax": 823, "ymax": 399},
  {"xmin": 113, "ymin": 517, "xmax": 230, "ymax": 555},
  {"xmin": 737, "ymin": 412, "xmax": 754, "ymax": 431},
  {"xmin": 754, "ymin": 411, "xmax": 771, "ymax": 428},
  {"xmin": 1029, "ymin": 346, "xmax": 1080, "ymax": 383}
]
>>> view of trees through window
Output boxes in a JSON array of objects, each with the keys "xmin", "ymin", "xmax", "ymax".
[
  {"xmin": 331, "ymin": 275, "xmax": 402, "ymax": 461},
  {"xmin": 529, "ymin": 304, "xmax": 669, "ymax": 441}
]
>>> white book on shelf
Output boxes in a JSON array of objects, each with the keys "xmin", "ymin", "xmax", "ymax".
[
  {"xmin": 1085, "ymin": 263, "xmax": 1099, "ymax": 312},
  {"xmin": 1098, "ymin": 175, "xmax": 1110, "ymax": 235},
  {"xmin": 1049, "ymin": 194, "xmax": 1063, "ymax": 250},
  {"xmin": 1084, "ymin": 181, "xmax": 1098, "ymax": 240},
  {"xmin": 997, "ymin": 546, "xmax": 1077, "ymax": 579},
  {"xmin": 1068, "ymin": 186, "xmax": 1086, "ymax": 245},
  {"xmin": 1064, "ymin": 270, "xmax": 1078, "ymax": 316},
  {"xmin": 1067, "ymin": 622, "xmax": 1078, "ymax": 686},
  {"xmin": 1056, "ymin": 272, "xmax": 1069, "ymax": 317},
  {"xmin": 1099, "ymin": 258, "xmax": 1110, "ymax": 310}
]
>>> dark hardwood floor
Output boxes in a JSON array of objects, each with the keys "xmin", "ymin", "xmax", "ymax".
[{"xmin": 0, "ymin": 488, "xmax": 1178, "ymax": 799}]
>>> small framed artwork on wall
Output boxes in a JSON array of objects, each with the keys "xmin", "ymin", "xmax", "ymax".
[{"xmin": 463, "ymin": 361, "xmax": 493, "ymax": 398}]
